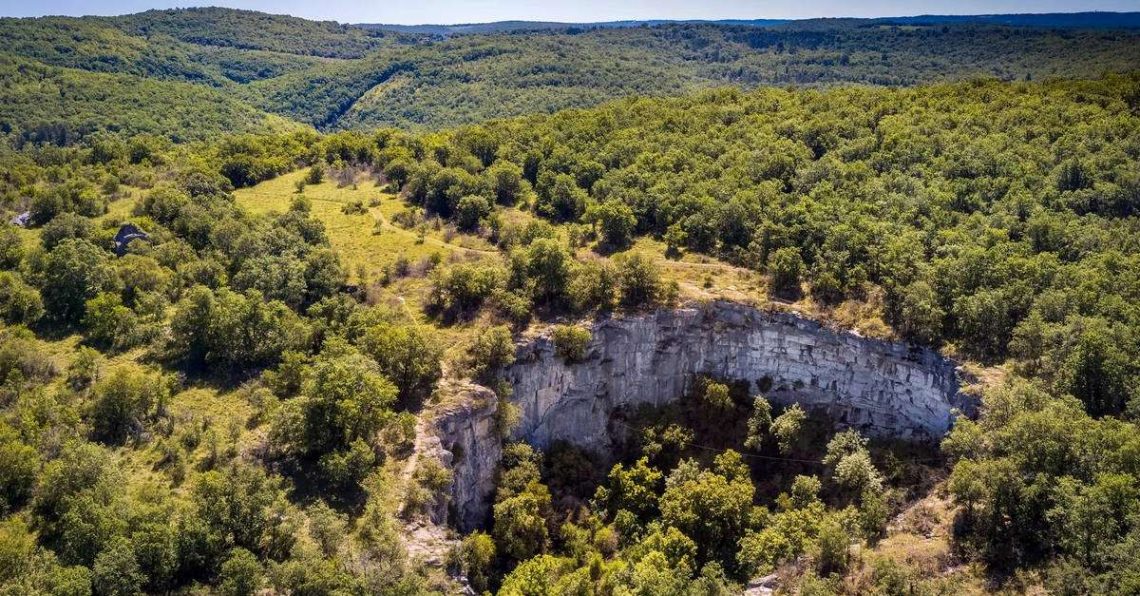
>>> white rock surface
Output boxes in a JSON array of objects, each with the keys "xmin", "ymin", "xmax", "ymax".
[{"xmin": 430, "ymin": 301, "xmax": 970, "ymax": 530}]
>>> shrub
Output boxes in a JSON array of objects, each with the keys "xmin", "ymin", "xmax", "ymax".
[
  {"xmin": 771, "ymin": 404, "xmax": 807, "ymax": 454},
  {"xmin": 82, "ymin": 293, "xmax": 140, "ymax": 351},
  {"xmin": 469, "ymin": 325, "xmax": 516, "ymax": 384},
  {"xmin": 892, "ymin": 281, "xmax": 944, "ymax": 344},
  {"xmin": 40, "ymin": 213, "xmax": 94, "ymax": 250},
  {"xmin": 552, "ymin": 325, "xmax": 592, "ymax": 363},
  {"xmin": 428, "ymin": 263, "xmax": 503, "ymax": 319},
  {"xmin": 0, "ymin": 272, "xmax": 44, "ymax": 326},
  {"xmin": 88, "ymin": 364, "xmax": 171, "ymax": 445},
  {"xmin": 491, "ymin": 289, "xmax": 533, "ymax": 327},
  {"xmin": 271, "ymin": 349, "xmax": 396, "ymax": 460},
  {"xmin": 0, "ymin": 424, "xmax": 38, "ymax": 514},
  {"xmin": 36, "ymin": 239, "xmax": 119, "ymax": 325},
  {"xmin": 453, "ymin": 532, "xmax": 496, "ymax": 593},
  {"xmin": 568, "ymin": 260, "xmax": 618, "ymax": 313},
  {"xmin": 219, "ymin": 548, "xmax": 263, "ymax": 596},
  {"xmin": 403, "ymin": 457, "xmax": 453, "ymax": 518},
  {"xmin": 317, "ymin": 438, "xmax": 376, "ymax": 490},
  {"xmin": 455, "ymin": 195, "xmax": 492, "ymax": 231},
  {"xmin": 586, "ymin": 200, "xmax": 637, "ymax": 248},
  {"xmin": 305, "ymin": 163, "xmax": 326, "ymax": 185},
  {"xmin": 814, "ymin": 518, "xmax": 850, "ymax": 575},
  {"xmin": 92, "ymin": 536, "xmax": 143, "ymax": 596},
  {"xmin": 769, "ymin": 247, "xmax": 803, "ymax": 298},
  {"xmin": 340, "ymin": 199, "xmax": 367, "ymax": 215},
  {"xmin": 359, "ymin": 323, "xmax": 443, "ymax": 407},
  {"xmin": 0, "ymin": 226, "xmax": 23, "ymax": 269},
  {"xmin": 487, "ymin": 160, "xmax": 526, "ymax": 205},
  {"xmin": 616, "ymin": 252, "xmax": 662, "ymax": 309}
]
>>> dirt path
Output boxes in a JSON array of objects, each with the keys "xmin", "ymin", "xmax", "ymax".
[{"xmin": 397, "ymin": 410, "xmax": 466, "ymax": 581}]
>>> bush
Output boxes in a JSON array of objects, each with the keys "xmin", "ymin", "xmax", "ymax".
[
  {"xmin": 359, "ymin": 323, "xmax": 443, "ymax": 407},
  {"xmin": 568, "ymin": 259, "xmax": 619, "ymax": 313},
  {"xmin": 586, "ymin": 200, "xmax": 637, "ymax": 248},
  {"xmin": 769, "ymin": 247, "xmax": 803, "ymax": 298},
  {"xmin": 40, "ymin": 213, "xmax": 94, "ymax": 250},
  {"xmin": 0, "ymin": 226, "xmax": 23, "ymax": 270},
  {"xmin": 453, "ymin": 532, "xmax": 495, "ymax": 593},
  {"xmin": 771, "ymin": 404, "xmax": 807, "ymax": 454},
  {"xmin": 616, "ymin": 252, "xmax": 662, "ymax": 309},
  {"xmin": 169, "ymin": 286, "xmax": 311, "ymax": 371},
  {"xmin": 271, "ymin": 349, "xmax": 396, "ymax": 460},
  {"xmin": 307, "ymin": 502, "xmax": 348, "ymax": 558},
  {"xmin": 317, "ymin": 438, "xmax": 376, "ymax": 490},
  {"xmin": 92, "ymin": 536, "xmax": 143, "ymax": 596},
  {"xmin": 0, "ymin": 424, "xmax": 39, "ymax": 514},
  {"xmin": 455, "ymin": 195, "xmax": 492, "ymax": 231},
  {"xmin": 428, "ymin": 263, "xmax": 503, "ymax": 319},
  {"xmin": 35, "ymin": 239, "xmax": 119, "ymax": 325},
  {"xmin": 552, "ymin": 325, "xmax": 592, "ymax": 363},
  {"xmin": 88, "ymin": 364, "xmax": 171, "ymax": 445},
  {"xmin": 535, "ymin": 172, "xmax": 587, "ymax": 221},
  {"xmin": 403, "ymin": 456, "xmax": 453, "ymax": 518},
  {"xmin": 522, "ymin": 239, "xmax": 573, "ymax": 307},
  {"xmin": 491, "ymin": 288, "xmax": 533, "ymax": 327},
  {"xmin": 493, "ymin": 483, "xmax": 552, "ymax": 562},
  {"xmin": 892, "ymin": 281, "xmax": 944, "ymax": 344},
  {"xmin": 814, "ymin": 519, "xmax": 850, "ymax": 575},
  {"xmin": 82, "ymin": 293, "xmax": 140, "ymax": 351},
  {"xmin": 487, "ymin": 160, "xmax": 526, "ymax": 205},
  {"xmin": 305, "ymin": 163, "xmax": 326, "ymax": 185},
  {"xmin": 0, "ymin": 272, "xmax": 44, "ymax": 326},
  {"xmin": 340, "ymin": 199, "xmax": 366, "ymax": 215},
  {"xmin": 469, "ymin": 325, "xmax": 516, "ymax": 384},
  {"xmin": 219, "ymin": 548, "xmax": 263, "ymax": 596}
]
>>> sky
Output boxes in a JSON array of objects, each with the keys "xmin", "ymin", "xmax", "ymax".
[{"xmin": 2, "ymin": 0, "xmax": 1139, "ymax": 24}]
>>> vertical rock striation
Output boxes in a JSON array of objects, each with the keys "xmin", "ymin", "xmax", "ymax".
[{"xmin": 430, "ymin": 301, "xmax": 971, "ymax": 530}]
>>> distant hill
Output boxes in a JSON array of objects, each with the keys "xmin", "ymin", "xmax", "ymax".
[
  {"xmin": 106, "ymin": 6, "xmax": 403, "ymax": 58},
  {"xmin": 356, "ymin": 12, "xmax": 1140, "ymax": 35},
  {"xmin": 355, "ymin": 19, "xmax": 789, "ymax": 36},
  {"xmin": 870, "ymin": 11, "xmax": 1140, "ymax": 29},
  {"xmin": 2, "ymin": 7, "xmax": 1140, "ymax": 143}
]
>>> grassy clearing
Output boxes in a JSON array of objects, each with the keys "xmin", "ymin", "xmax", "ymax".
[
  {"xmin": 234, "ymin": 169, "xmax": 495, "ymax": 287},
  {"xmin": 234, "ymin": 168, "xmax": 903, "ymax": 344}
]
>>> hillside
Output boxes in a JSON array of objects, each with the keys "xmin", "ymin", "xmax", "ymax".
[
  {"xmin": 2, "ymin": 72, "xmax": 1139, "ymax": 593},
  {"xmin": 3, "ymin": 8, "xmax": 1140, "ymax": 144},
  {"xmin": 0, "ymin": 56, "xmax": 302, "ymax": 146},
  {"xmin": 357, "ymin": 11, "xmax": 1140, "ymax": 35}
]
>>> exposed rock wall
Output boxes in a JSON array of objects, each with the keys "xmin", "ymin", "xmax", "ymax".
[
  {"xmin": 430, "ymin": 301, "xmax": 970, "ymax": 530},
  {"xmin": 421, "ymin": 382, "xmax": 500, "ymax": 528}
]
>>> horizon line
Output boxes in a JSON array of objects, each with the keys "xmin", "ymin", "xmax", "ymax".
[{"xmin": 3, "ymin": 7, "xmax": 1139, "ymax": 27}]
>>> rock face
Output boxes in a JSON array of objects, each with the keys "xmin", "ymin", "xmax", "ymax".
[
  {"xmin": 423, "ymin": 382, "xmax": 500, "ymax": 529},
  {"xmin": 430, "ymin": 301, "xmax": 971, "ymax": 531}
]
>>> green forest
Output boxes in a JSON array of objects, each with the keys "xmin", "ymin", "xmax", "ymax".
[
  {"xmin": 1, "ymin": 6, "xmax": 1140, "ymax": 596},
  {"xmin": 4, "ymin": 7, "xmax": 1140, "ymax": 139}
]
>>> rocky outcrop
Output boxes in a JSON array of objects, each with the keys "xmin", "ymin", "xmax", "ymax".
[
  {"xmin": 430, "ymin": 301, "xmax": 971, "ymax": 531},
  {"xmin": 422, "ymin": 382, "xmax": 500, "ymax": 529}
]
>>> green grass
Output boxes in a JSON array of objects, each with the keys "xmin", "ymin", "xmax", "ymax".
[
  {"xmin": 235, "ymin": 168, "xmax": 897, "ymax": 340},
  {"xmin": 234, "ymin": 169, "xmax": 496, "ymax": 285}
]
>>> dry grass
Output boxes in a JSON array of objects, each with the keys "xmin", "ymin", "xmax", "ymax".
[{"xmin": 234, "ymin": 169, "xmax": 494, "ymax": 285}]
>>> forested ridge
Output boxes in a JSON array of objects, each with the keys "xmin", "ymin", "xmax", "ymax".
[
  {"xmin": 1, "ymin": 6, "xmax": 1140, "ymax": 595},
  {"xmin": 4, "ymin": 7, "xmax": 1140, "ymax": 141}
]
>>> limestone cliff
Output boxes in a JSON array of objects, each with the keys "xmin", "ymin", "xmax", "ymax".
[{"xmin": 429, "ymin": 301, "xmax": 971, "ymax": 530}]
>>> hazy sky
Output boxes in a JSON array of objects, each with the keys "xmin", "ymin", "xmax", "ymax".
[{"xmin": 2, "ymin": 0, "xmax": 1139, "ymax": 24}]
